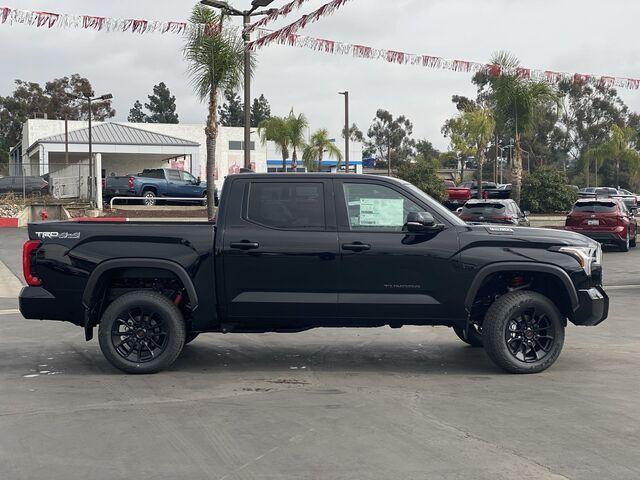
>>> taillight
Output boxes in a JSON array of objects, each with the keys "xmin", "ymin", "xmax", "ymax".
[
  {"xmin": 22, "ymin": 240, "xmax": 42, "ymax": 286},
  {"xmin": 128, "ymin": 176, "xmax": 135, "ymax": 189}
]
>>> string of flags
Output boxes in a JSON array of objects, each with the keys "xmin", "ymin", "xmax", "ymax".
[
  {"xmin": 2, "ymin": 3, "xmax": 640, "ymax": 90},
  {"xmin": 248, "ymin": 0, "xmax": 351, "ymax": 50},
  {"xmin": 0, "ymin": 6, "xmax": 190, "ymax": 35},
  {"xmin": 254, "ymin": 29, "xmax": 640, "ymax": 90}
]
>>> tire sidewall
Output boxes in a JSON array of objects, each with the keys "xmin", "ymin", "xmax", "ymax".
[
  {"xmin": 143, "ymin": 191, "xmax": 156, "ymax": 206},
  {"xmin": 483, "ymin": 291, "xmax": 565, "ymax": 374},
  {"xmin": 98, "ymin": 291, "xmax": 185, "ymax": 374}
]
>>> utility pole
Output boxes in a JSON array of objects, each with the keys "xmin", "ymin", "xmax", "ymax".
[
  {"xmin": 243, "ymin": 13, "xmax": 252, "ymax": 170},
  {"xmin": 88, "ymin": 96, "xmax": 93, "ymax": 202},
  {"xmin": 200, "ymin": 0, "xmax": 278, "ymax": 170},
  {"xmin": 339, "ymin": 91, "xmax": 349, "ymax": 173}
]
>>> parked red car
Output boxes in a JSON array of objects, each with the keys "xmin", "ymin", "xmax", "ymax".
[
  {"xmin": 565, "ymin": 198, "xmax": 637, "ymax": 252},
  {"xmin": 443, "ymin": 180, "xmax": 472, "ymax": 209}
]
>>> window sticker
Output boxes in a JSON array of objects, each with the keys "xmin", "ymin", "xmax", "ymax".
[{"xmin": 358, "ymin": 198, "xmax": 404, "ymax": 226}]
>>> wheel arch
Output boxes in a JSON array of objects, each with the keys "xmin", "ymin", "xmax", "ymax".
[
  {"xmin": 464, "ymin": 262, "xmax": 579, "ymax": 315},
  {"xmin": 82, "ymin": 258, "xmax": 198, "ymax": 315}
]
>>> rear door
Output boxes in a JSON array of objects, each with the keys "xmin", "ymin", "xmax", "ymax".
[
  {"xmin": 334, "ymin": 179, "xmax": 460, "ymax": 321},
  {"xmin": 221, "ymin": 178, "xmax": 339, "ymax": 321},
  {"xmin": 165, "ymin": 169, "xmax": 185, "ymax": 197}
]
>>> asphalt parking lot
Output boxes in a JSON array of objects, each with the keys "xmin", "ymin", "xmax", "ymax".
[{"xmin": 1, "ymin": 228, "xmax": 639, "ymax": 480}]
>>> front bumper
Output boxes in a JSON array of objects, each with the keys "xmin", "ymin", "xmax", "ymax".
[{"xmin": 572, "ymin": 286, "xmax": 609, "ymax": 326}]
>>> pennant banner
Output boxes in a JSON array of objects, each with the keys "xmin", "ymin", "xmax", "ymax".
[
  {"xmin": 255, "ymin": 29, "xmax": 640, "ymax": 90},
  {"xmin": 248, "ymin": 0, "xmax": 352, "ymax": 50},
  {"xmin": 244, "ymin": 0, "xmax": 313, "ymax": 35},
  {"xmin": 0, "ymin": 6, "xmax": 189, "ymax": 35}
]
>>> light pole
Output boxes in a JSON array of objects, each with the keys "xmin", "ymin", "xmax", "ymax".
[
  {"xmin": 338, "ymin": 91, "xmax": 349, "ymax": 173},
  {"xmin": 72, "ymin": 92, "xmax": 112, "ymax": 204},
  {"xmin": 200, "ymin": 0, "xmax": 277, "ymax": 170}
]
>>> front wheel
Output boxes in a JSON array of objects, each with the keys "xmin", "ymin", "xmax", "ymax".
[
  {"xmin": 98, "ymin": 291, "xmax": 186, "ymax": 374},
  {"xmin": 483, "ymin": 291, "xmax": 565, "ymax": 374}
]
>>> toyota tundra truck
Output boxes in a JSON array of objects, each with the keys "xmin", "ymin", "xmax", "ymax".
[{"xmin": 19, "ymin": 173, "xmax": 608, "ymax": 374}]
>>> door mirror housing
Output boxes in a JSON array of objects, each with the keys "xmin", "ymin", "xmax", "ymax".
[
  {"xmin": 196, "ymin": 176, "xmax": 202, "ymax": 186},
  {"xmin": 523, "ymin": 211, "xmax": 531, "ymax": 217},
  {"xmin": 405, "ymin": 212, "xmax": 444, "ymax": 233}
]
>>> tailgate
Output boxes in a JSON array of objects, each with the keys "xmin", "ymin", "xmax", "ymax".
[{"xmin": 105, "ymin": 176, "xmax": 132, "ymax": 189}]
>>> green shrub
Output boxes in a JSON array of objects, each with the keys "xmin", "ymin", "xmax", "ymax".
[
  {"xmin": 521, "ymin": 167, "xmax": 578, "ymax": 213},
  {"xmin": 396, "ymin": 157, "xmax": 447, "ymax": 203}
]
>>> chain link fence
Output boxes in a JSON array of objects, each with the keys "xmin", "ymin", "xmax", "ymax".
[{"xmin": 1, "ymin": 161, "xmax": 91, "ymax": 201}]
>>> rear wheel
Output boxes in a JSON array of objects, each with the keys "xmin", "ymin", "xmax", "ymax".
[
  {"xmin": 453, "ymin": 323, "xmax": 483, "ymax": 347},
  {"xmin": 483, "ymin": 291, "xmax": 565, "ymax": 374},
  {"xmin": 142, "ymin": 190, "xmax": 157, "ymax": 206},
  {"xmin": 630, "ymin": 228, "xmax": 637, "ymax": 248},
  {"xmin": 98, "ymin": 291, "xmax": 186, "ymax": 374}
]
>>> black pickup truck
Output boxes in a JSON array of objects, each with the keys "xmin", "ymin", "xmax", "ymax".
[{"xmin": 19, "ymin": 174, "xmax": 608, "ymax": 374}]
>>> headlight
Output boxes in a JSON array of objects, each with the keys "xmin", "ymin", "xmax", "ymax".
[{"xmin": 558, "ymin": 245, "xmax": 602, "ymax": 276}]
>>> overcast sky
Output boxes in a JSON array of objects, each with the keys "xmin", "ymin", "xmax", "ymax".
[{"xmin": 3, "ymin": 0, "xmax": 640, "ymax": 150}]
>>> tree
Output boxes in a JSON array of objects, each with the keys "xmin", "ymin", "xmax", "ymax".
[
  {"xmin": 184, "ymin": 5, "xmax": 246, "ymax": 220},
  {"xmin": 442, "ymin": 108, "xmax": 495, "ymax": 198},
  {"xmin": 286, "ymin": 110, "xmax": 308, "ymax": 170},
  {"xmin": 415, "ymin": 139, "xmax": 441, "ymax": 165},
  {"xmin": 144, "ymin": 82, "xmax": 179, "ymax": 124},
  {"xmin": 489, "ymin": 51, "xmax": 559, "ymax": 204},
  {"xmin": 521, "ymin": 167, "xmax": 578, "ymax": 213},
  {"xmin": 218, "ymin": 87, "xmax": 244, "ymax": 127},
  {"xmin": 259, "ymin": 116, "xmax": 290, "ymax": 170},
  {"xmin": 366, "ymin": 109, "xmax": 415, "ymax": 175},
  {"xmin": 251, "ymin": 94, "xmax": 271, "ymax": 127},
  {"xmin": 303, "ymin": 129, "xmax": 343, "ymax": 172},
  {"xmin": 128, "ymin": 100, "xmax": 147, "ymax": 123},
  {"xmin": 342, "ymin": 123, "xmax": 364, "ymax": 142},
  {"xmin": 584, "ymin": 124, "xmax": 640, "ymax": 189},
  {"xmin": 396, "ymin": 155, "xmax": 447, "ymax": 203},
  {"xmin": 0, "ymin": 75, "xmax": 115, "ymax": 169}
]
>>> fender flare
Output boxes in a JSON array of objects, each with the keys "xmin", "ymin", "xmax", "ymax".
[
  {"xmin": 82, "ymin": 258, "xmax": 199, "ymax": 311},
  {"xmin": 464, "ymin": 262, "xmax": 579, "ymax": 313}
]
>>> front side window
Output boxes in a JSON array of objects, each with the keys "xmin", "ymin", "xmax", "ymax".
[
  {"xmin": 343, "ymin": 183, "xmax": 422, "ymax": 232},
  {"xmin": 247, "ymin": 182, "xmax": 325, "ymax": 230},
  {"xmin": 166, "ymin": 170, "xmax": 182, "ymax": 182},
  {"xmin": 180, "ymin": 171, "xmax": 196, "ymax": 183}
]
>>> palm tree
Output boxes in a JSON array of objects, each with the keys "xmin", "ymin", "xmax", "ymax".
[
  {"xmin": 259, "ymin": 116, "xmax": 290, "ymax": 170},
  {"xmin": 303, "ymin": 129, "xmax": 343, "ymax": 172},
  {"xmin": 490, "ymin": 51, "xmax": 559, "ymax": 204},
  {"xmin": 286, "ymin": 110, "xmax": 308, "ymax": 170},
  {"xmin": 607, "ymin": 124, "xmax": 640, "ymax": 187},
  {"xmin": 184, "ymin": 5, "xmax": 246, "ymax": 220}
]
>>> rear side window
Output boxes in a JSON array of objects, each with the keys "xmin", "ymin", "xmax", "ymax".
[
  {"xmin": 141, "ymin": 170, "xmax": 164, "ymax": 179},
  {"xmin": 462, "ymin": 203, "xmax": 506, "ymax": 216},
  {"xmin": 247, "ymin": 182, "xmax": 325, "ymax": 230},
  {"xmin": 573, "ymin": 202, "xmax": 618, "ymax": 213}
]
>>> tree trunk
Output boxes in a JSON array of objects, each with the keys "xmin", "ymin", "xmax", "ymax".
[
  {"xmin": 282, "ymin": 145, "xmax": 289, "ymax": 171},
  {"xmin": 512, "ymin": 133, "xmax": 524, "ymax": 205},
  {"xmin": 205, "ymin": 90, "xmax": 218, "ymax": 221},
  {"xmin": 291, "ymin": 147, "xmax": 298, "ymax": 170},
  {"xmin": 318, "ymin": 150, "xmax": 323, "ymax": 173},
  {"xmin": 387, "ymin": 147, "xmax": 391, "ymax": 177}
]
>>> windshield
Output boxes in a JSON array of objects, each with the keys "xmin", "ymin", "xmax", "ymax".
[
  {"xmin": 399, "ymin": 180, "xmax": 466, "ymax": 226},
  {"xmin": 573, "ymin": 201, "xmax": 618, "ymax": 213}
]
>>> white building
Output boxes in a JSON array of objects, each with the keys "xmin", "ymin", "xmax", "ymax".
[{"xmin": 14, "ymin": 119, "xmax": 363, "ymax": 203}]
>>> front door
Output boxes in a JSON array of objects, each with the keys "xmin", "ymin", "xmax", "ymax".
[
  {"xmin": 222, "ymin": 178, "xmax": 339, "ymax": 322},
  {"xmin": 335, "ymin": 179, "xmax": 460, "ymax": 322}
]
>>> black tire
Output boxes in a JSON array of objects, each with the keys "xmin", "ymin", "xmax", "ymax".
[
  {"xmin": 483, "ymin": 291, "xmax": 565, "ymax": 374},
  {"xmin": 98, "ymin": 291, "xmax": 186, "ymax": 374},
  {"xmin": 620, "ymin": 232, "xmax": 630, "ymax": 252},
  {"xmin": 142, "ymin": 190, "xmax": 157, "ymax": 206},
  {"xmin": 453, "ymin": 324, "xmax": 483, "ymax": 347},
  {"xmin": 630, "ymin": 229, "xmax": 637, "ymax": 248},
  {"xmin": 184, "ymin": 332, "xmax": 200, "ymax": 345}
]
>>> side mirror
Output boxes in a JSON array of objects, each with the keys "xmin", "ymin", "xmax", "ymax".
[
  {"xmin": 632, "ymin": 208, "xmax": 638, "ymax": 215},
  {"xmin": 405, "ymin": 212, "xmax": 444, "ymax": 233},
  {"xmin": 523, "ymin": 211, "xmax": 531, "ymax": 217},
  {"xmin": 456, "ymin": 207, "xmax": 463, "ymax": 215},
  {"xmin": 196, "ymin": 176, "xmax": 202, "ymax": 186}
]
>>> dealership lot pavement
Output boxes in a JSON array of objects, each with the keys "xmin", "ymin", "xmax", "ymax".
[{"xmin": 0, "ymin": 228, "xmax": 639, "ymax": 480}]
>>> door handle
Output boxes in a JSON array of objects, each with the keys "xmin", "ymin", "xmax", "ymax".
[
  {"xmin": 230, "ymin": 241, "xmax": 260, "ymax": 250},
  {"xmin": 342, "ymin": 242, "xmax": 371, "ymax": 252}
]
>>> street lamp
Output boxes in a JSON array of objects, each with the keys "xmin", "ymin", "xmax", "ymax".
[
  {"xmin": 338, "ymin": 91, "xmax": 349, "ymax": 173},
  {"xmin": 71, "ymin": 92, "xmax": 112, "ymax": 205},
  {"xmin": 200, "ymin": 0, "xmax": 277, "ymax": 170}
]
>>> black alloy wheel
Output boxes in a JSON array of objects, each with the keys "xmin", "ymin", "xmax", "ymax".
[
  {"xmin": 483, "ymin": 291, "xmax": 565, "ymax": 374},
  {"xmin": 98, "ymin": 291, "xmax": 186, "ymax": 374}
]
